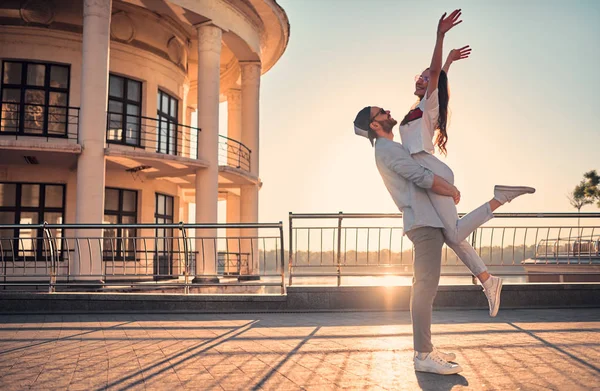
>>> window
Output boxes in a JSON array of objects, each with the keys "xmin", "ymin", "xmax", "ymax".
[
  {"xmin": 103, "ymin": 188, "xmax": 137, "ymax": 260},
  {"xmin": 106, "ymin": 74, "xmax": 142, "ymax": 146},
  {"xmin": 157, "ymin": 90, "xmax": 178, "ymax": 155},
  {"xmin": 1, "ymin": 61, "xmax": 70, "ymax": 137},
  {"xmin": 154, "ymin": 193, "xmax": 174, "ymax": 278},
  {"xmin": 0, "ymin": 182, "xmax": 65, "ymax": 261}
]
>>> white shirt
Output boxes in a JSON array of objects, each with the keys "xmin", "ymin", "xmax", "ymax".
[
  {"xmin": 374, "ymin": 137, "xmax": 444, "ymax": 233},
  {"xmin": 399, "ymin": 88, "xmax": 439, "ymax": 155}
]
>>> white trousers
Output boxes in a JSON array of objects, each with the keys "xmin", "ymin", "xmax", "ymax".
[{"xmin": 412, "ymin": 152, "xmax": 492, "ymax": 276}]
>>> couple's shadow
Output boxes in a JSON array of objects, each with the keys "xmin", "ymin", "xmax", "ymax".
[{"xmin": 415, "ymin": 372, "xmax": 469, "ymax": 391}]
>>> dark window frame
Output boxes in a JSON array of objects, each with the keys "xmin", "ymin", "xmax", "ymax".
[
  {"xmin": 154, "ymin": 193, "xmax": 174, "ymax": 224},
  {"xmin": 107, "ymin": 74, "xmax": 142, "ymax": 147},
  {"xmin": 157, "ymin": 90, "xmax": 179, "ymax": 155},
  {"xmin": 154, "ymin": 193, "xmax": 174, "ymax": 278},
  {"xmin": 103, "ymin": 187, "xmax": 138, "ymax": 261},
  {"xmin": 0, "ymin": 60, "xmax": 71, "ymax": 138},
  {"xmin": 0, "ymin": 182, "xmax": 66, "ymax": 262}
]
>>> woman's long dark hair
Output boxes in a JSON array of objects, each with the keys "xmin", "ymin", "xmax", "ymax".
[
  {"xmin": 435, "ymin": 70, "xmax": 449, "ymax": 156},
  {"xmin": 400, "ymin": 69, "xmax": 450, "ymax": 155}
]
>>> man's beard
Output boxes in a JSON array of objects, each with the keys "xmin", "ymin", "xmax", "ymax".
[{"xmin": 380, "ymin": 118, "xmax": 398, "ymax": 133}]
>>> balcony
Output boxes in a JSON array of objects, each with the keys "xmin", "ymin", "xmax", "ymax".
[
  {"xmin": 106, "ymin": 112, "xmax": 199, "ymax": 159},
  {"xmin": 0, "ymin": 102, "xmax": 79, "ymax": 145},
  {"xmin": 218, "ymin": 135, "xmax": 251, "ymax": 172},
  {"xmin": 105, "ymin": 112, "xmax": 251, "ymax": 173}
]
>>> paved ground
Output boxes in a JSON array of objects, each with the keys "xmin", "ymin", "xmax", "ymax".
[{"xmin": 0, "ymin": 309, "xmax": 598, "ymax": 391}]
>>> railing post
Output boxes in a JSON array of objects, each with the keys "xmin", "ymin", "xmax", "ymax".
[
  {"xmin": 288, "ymin": 212, "xmax": 293, "ymax": 287},
  {"xmin": 471, "ymin": 229, "xmax": 478, "ymax": 285},
  {"xmin": 279, "ymin": 221, "xmax": 286, "ymax": 295},
  {"xmin": 179, "ymin": 221, "xmax": 190, "ymax": 295},
  {"xmin": 43, "ymin": 222, "xmax": 56, "ymax": 293},
  {"xmin": 247, "ymin": 147, "xmax": 251, "ymax": 172},
  {"xmin": 337, "ymin": 211, "xmax": 343, "ymax": 287},
  {"xmin": 77, "ymin": 107, "xmax": 81, "ymax": 144}
]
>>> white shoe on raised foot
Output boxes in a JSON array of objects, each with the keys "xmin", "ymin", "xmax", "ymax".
[
  {"xmin": 494, "ymin": 185, "xmax": 536, "ymax": 204},
  {"xmin": 414, "ymin": 350, "xmax": 463, "ymax": 375},
  {"xmin": 483, "ymin": 276, "xmax": 503, "ymax": 317}
]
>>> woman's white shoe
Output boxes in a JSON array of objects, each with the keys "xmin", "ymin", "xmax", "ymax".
[
  {"xmin": 483, "ymin": 276, "xmax": 503, "ymax": 317},
  {"xmin": 493, "ymin": 185, "xmax": 536, "ymax": 204}
]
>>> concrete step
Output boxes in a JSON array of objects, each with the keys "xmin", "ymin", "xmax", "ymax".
[{"xmin": 0, "ymin": 283, "xmax": 599, "ymax": 313}]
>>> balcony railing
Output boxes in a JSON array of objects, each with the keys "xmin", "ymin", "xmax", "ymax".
[
  {"xmin": 106, "ymin": 112, "xmax": 200, "ymax": 159},
  {"xmin": 105, "ymin": 113, "xmax": 252, "ymax": 172},
  {"xmin": 218, "ymin": 135, "xmax": 251, "ymax": 172},
  {"xmin": 0, "ymin": 102, "xmax": 79, "ymax": 142}
]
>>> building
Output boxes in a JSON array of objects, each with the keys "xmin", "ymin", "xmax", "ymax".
[{"xmin": 0, "ymin": 0, "xmax": 290, "ymax": 283}]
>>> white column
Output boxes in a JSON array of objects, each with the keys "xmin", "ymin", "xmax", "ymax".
[
  {"xmin": 240, "ymin": 62, "xmax": 260, "ymax": 177},
  {"xmin": 226, "ymin": 89, "xmax": 242, "ymax": 274},
  {"xmin": 194, "ymin": 24, "xmax": 222, "ymax": 282},
  {"xmin": 225, "ymin": 193, "xmax": 241, "ymax": 274},
  {"xmin": 239, "ymin": 62, "xmax": 261, "ymax": 278},
  {"xmin": 181, "ymin": 83, "xmax": 191, "ymax": 158},
  {"xmin": 74, "ymin": 0, "xmax": 112, "ymax": 282},
  {"xmin": 226, "ymin": 88, "xmax": 242, "ymax": 167}
]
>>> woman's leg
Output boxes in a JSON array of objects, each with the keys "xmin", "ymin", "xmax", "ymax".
[
  {"xmin": 427, "ymin": 190, "xmax": 494, "ymax": 244},
  {"xmin": 411, "ymin": 152, "xmax": 495, "ymax": 244},
  {"xmin": 446, "ymin": 239, "xmax": 503, "ymax": 317},
  {"xmin": 445, "ymin": 239, "xmax": 488, "ymax": 282}
]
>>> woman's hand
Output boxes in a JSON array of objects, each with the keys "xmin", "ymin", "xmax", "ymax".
[
  {"xmin": 437, "ymin": 9, "xmax": 462, "ymax": 37},
  {"xmin": 443, "ymin": 45, "xmax": 471, "ymax": 73},
  {"xmin": 448, "ymin": 45, "xmax": 471, "ymax": 62}
]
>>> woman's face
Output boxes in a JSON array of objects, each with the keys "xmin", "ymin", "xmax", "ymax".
[{"xmin": 414, "ymin": 69, "xmax": 430, "ymax": 98}]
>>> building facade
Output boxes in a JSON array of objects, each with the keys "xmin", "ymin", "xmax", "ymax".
[{"xmin": 0, "ymin": 0, "xmax": 289, "ymax": 282}]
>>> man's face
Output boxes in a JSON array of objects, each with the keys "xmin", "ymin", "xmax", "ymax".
[{"xmin": 370, "ymin": 106, "xmax": 397, "ymax": 133}]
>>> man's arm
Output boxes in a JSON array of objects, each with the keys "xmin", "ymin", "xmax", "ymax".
[
  {"xmin": 432, "ymin": 175, "xmax": 461, "ymax": 204},
  {"xmin": 381, "ymin": 144, "xmax": 461, "ymax": 203}
]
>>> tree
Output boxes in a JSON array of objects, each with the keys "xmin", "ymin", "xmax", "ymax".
[
  {"xmin": 568, "ymin": 170, "xmax": 599, "ymax": 235},
  {"xmin": 582, "ymin": 170, "xmax": 600, "ymax": 207}
]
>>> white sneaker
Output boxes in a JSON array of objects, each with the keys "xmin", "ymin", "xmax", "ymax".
[
  {"xmin": 494, "ymin": 185, "xmax": 535, "ymax": 204},
  {"xmin": 414, "ymin": 350, "xmax": 463, "ymax": 375},
  {"xmin": 483, "ymin": 276, "xmax": 503, "ymax": 317},
  {"xmin": 434, "ymin": 348, "xmax": 456, "ymax": 362}
]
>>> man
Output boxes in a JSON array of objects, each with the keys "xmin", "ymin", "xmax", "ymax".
[{"xmin": 354, "ymin": 105, "xmax": 464, "ymax": 375}]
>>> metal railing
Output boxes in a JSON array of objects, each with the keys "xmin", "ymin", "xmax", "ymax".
[
  {"xmin": 104, "ymin": 113, "xmax": 252, "ymax": 173},
  {"xmin": 0, "ymin": 103, "xmax": 79, "ymax": 142},
  {"xmin": 529, "ymin": 236, "xmax": 599, "ymax": 262},
  {"xmin": 288, "ymin": 212, "xmax": 600, "ymax": 286},
  {"xmin": 218, "ymin": 135, "xmax": 251, "ymax": 172},
  {"xmin": 2, "ymin": 213, "xmax": 599, "ymax": 292},
  {"xmin": 0, "ymin": 222, "xmax": 285, "ymax": 294},
  {"xmin": 106, "ymin": 112, "xmax": 200, "ymax": 159}
]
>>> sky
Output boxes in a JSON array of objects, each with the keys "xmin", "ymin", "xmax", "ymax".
[{"xmin": 219, "ymin": 0, "xmax": 600, "ymax": 225}]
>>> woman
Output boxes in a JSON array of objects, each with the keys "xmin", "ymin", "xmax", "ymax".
[{"xmin": 399, "ymin": 10, "xmax": 535, "ymax": 316}]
